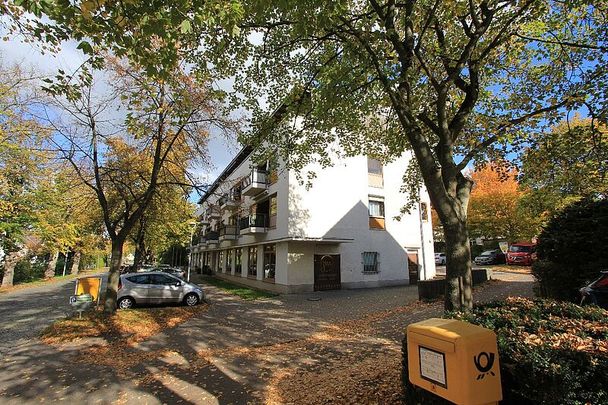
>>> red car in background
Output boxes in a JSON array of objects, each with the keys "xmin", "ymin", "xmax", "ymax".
[{"xmin": 506, "ymin": 242, "xmax": 537, "ymax": 266}]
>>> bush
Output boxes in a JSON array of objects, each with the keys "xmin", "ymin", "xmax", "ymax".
[
  {"xmin": 533, "ymin": 198, "xmax": 608, "ymax": 302},
  {"xmin": 14, "ymin": 259, "xmax": 46, "ymax": 283},
  {"xmin": 402, "ymin": 298, "xmax": 608, "ymax": 405}
]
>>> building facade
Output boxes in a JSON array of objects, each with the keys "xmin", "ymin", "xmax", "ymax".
[{"xmin": 191, "ymin": 147, "xmax": 436, "ymax": 293}]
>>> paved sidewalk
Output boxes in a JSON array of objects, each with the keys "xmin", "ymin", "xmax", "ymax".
[{"xmin": 0, "ymin": 275, "xmax": 534, "ymax": 404}]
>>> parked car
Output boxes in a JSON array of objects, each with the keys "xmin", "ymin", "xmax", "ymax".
[
  {"xmin": 474, "ymin": 249, "xmax": 506, "ymax": 265},
  {"xmin": 506, "ymin": 243, "xmax": 536, "ymax": 266},
  {"xmin": 158, "ymin": 267, "xmax": 186, "ymax": 279},
  {"xmin": 435, "ymin": 252, "xmax": 446, "ymax": 265},
  {"xmin": 117, "ymin": 271, "xmax": 204, "ymax": 309},
  {"xmin": 580, "ymin": 271, "xmax": 608, "ymax": 309}
]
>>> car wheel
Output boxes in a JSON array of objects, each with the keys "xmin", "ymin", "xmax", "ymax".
[
  {"xmin": 117, "ymin": 297, "xmax": 135, "ymax": 310},
  {"xmin": 184, "ymin": 293, "xmax": 199, "ymax": 307}
]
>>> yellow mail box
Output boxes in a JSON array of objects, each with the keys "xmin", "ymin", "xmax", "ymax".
[
  {"xmin": 407, "ymin": 318, "xmax": 502, "ymax": 405},
  {"xmin": 75, "ymin": 276, "xmax": 102, "ymax": 304}
]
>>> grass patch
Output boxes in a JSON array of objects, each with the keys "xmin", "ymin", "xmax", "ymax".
[
  {"xmin": 202, "ymin": 276, "xmax": 277, "ymax": 300},
  {"xmin": 0, "ymin": 271, "xmax": 100, "ymax": 294},
  {"xmin": 41, "ymin": 304, "xmax": 208, "ymax": 345}
]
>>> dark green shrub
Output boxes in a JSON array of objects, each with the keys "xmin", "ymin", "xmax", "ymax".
[
  {"xmin": 13, "ymin": 259, "xmax": 46, "ymax": 283},
  {"xmin": 402, "ymin": 298, "xmax": 608, "ymax": 405},
  {"xmin": 533, "ymin": 199, "xmax": 608, "ymax": 302}
]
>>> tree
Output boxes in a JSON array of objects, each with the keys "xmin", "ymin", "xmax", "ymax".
[
  {"xmin": 6, "ymin": 1, "xmax": 607, "ymax": 310},
  {"xmin": 33, "ymin": 169, "xmax": 104, "ymax": 277},
  {"xmin": 190, "ymin": 0, "xmax": 605, "ymax": 310},
  {"xmin": 519, "ymin": 117, "xmax": 608, "ymax": 221},
  {"xmin": 130, "ymin": 188, "xmax": 195, "ymax": 268},
  {"xmin": 467, "ymin": 165, "xmax": 537, "ymax": 242},
  {"xmin": 0, "ymin": 61, "xmax": 50, "ymax": 287},
  {"xmin": 45, "ymin": 57, "xmax": 232, "ymax": 312}
]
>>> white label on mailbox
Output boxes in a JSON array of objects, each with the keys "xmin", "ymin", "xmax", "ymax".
[{"xmin": 419, "ymin": 346, "xmax": 447, "ymax": 387}]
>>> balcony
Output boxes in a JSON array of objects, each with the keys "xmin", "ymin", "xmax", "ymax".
[
  {"xmin": 219, "ymin": 225, "xmax": 238, "ymax": 241},
  {"xmin": 239, "ymin": 213, "xmax": 268, "ymax": 234},
  {"xmin": 205, "ymin": 231, "xmax": 219, "ymax": 245},
  {"xmin": 205, "ymin": 205, "xmax": 221, "ymax": 219},
  {"xmin": 241, "ymin": 169, "xmax": 268, "ymax": 196},
  {"xmin": 219, "ymin": 192, "xmax": 241, "ymax": 211}
]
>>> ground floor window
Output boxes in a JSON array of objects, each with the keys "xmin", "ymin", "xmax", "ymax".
[
  {"xmin": 362, "ymin": 251, "xmax": 379, "ymax": 273},
  {"xmin": 263, "ymin": 244, "xmax": 276, "ymax": 280},
  {"xmin": 218, "ymin": 250, "xmax": 225, "ymax": 272},
  {"xmin": 226, "ymin": 249, "xmax": 233, "ymax": 273},
  {"xmin": 248, "ymin": 246, "xmax": 257, "ymax": 277},
  {"xmin": 235, "ymin": 248, "xmax": 242, "ymax": 275}
]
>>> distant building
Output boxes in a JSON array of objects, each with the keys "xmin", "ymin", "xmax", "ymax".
[{"xmin": 191, "ymin": 147, "xmax": 435, "ymax": 293}]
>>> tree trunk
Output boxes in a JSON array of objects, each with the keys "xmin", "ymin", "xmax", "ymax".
[
  {"xmin": 1, "ymin": 247, "xmax": 28, "ymax": 288},
  {"xmin": 104, "ymin": 238, "xmax": 124, "ymax": 313},
  {"xmin": 45, "ymin": 251, "xmax": 59, "ymax": 279},
  {"xmin": 70, "ymin": 251, "xmax": 81, "ymax": 275},
  {"xmin": 133, "ymin": 235, "xmax": 145, "ymax": 269},
  {"xmin": 443, "ymin": 221, "xmax": 473, "ymax": 311}
]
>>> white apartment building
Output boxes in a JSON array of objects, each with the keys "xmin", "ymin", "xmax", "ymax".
[{"xmin": 190, "ymin": 146, "xmax": 436, "ymax": 293}]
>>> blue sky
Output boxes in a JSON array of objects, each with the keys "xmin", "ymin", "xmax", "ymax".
[{"xmin": 0, "ymin": 36, "xmax": 241, "ymax": 202}]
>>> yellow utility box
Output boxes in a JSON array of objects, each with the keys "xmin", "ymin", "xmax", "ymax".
[
  {"xmin": 74, "ymin": 276, "xmax": 102, "ymax": 304},
  {"xmin": 407, "ymin": 318, "xmax": 502, "ymax": 405}
]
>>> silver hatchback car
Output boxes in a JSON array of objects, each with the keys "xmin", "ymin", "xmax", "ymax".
[{"xmin": 117, "ymin": 271, "xmax": 204, "ymax": 309}]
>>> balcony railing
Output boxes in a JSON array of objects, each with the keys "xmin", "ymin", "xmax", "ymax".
[
  {"xmin": 219, "ymin": 225, "xmax": 238, "ymax": 240},
  {"xmin": 219, "ymin": 191, "xmax": 241, "ymax": 210},
  {"xmin": 241, "ymin": 169, "xmax": 268, "ymax": 196},
  {"xmin": 239, "ymin": 214, "xmax": 268, "ymax": 234},
  {"xmin": 205, "ymin": 205, "xmax": 221, "ymax": 219},
  {"xmin": 205, "ymin": 231, "xmax": 219, "ymax": 244}
]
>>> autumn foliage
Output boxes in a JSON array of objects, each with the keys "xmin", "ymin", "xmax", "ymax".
[{"xmin": 467, "ymin": 165, "xmax": 537, "ymax": 242}]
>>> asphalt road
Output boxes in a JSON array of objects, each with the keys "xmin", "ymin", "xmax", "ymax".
[{"xmin": 0, "ymin": 274, "xmax": 106, "ymax": 354}]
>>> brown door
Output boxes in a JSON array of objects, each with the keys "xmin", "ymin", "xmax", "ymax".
[
  {"xmin": 407, "ymin": 252, "xmax": 419, "ymax": 284},
  {"xmin": 314, "ymin": 255, "xmax": 341, "ymax": 291}
]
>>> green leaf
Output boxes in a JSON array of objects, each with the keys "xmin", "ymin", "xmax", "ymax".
[{"xmin": 180, "ymin": 20, "xmax": 192, "ymax": 34}]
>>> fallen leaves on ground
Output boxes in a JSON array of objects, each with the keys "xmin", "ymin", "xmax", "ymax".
[
  {"xmin": 41, "ymin": 304, "xmax": 209, "ymax": 345},
  {"xmin": 198, "ymin": 300, "xmax": 438, "ymax": 404}
]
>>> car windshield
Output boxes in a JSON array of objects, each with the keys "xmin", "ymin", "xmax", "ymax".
[{"xmin": 509, "ymin": 245, "xmax": 532, "ymax": 253}]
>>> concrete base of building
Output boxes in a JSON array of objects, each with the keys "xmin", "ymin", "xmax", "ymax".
[
  {"xmin": 341, "ymin": 278, "xmax": 410, "ymax": 289},
  {"xmin": 212, "ymin": 272, "xmax": 410, "ymax": 294},
  {"xmin": 213, "ymin": 272, "xmax": 314, "ymax": 294}
]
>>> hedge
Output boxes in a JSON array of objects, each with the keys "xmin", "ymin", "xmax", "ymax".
[
  {"xmin": 402, "ymin": 297, "xmax": 608, "ymax": 405},
  {"xmin": 532, "ymin": 198, "xmax": 608, "ymax": 302}
]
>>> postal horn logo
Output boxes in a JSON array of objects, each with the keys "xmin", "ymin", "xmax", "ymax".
[{"xmin": 473, "ymin": 352, "xmax": 495, "ymax": 380}]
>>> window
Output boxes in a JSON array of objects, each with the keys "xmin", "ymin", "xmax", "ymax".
[
  {"xmin": 248, "ymin": 246, "xmax": 258, "ymax": 277},
  {"xmin": 227, "ymin": 249, "xmax": 233, "ymax": 273},
  {"xmin": 263, "ymin": 244, "xmax": 276, "ymax": 281},
  {"xmin": 369, "ymin": 200, "xmax": 385, "ymax": 217},
  {"xmin": 235, "ymin": 248, "xmax": 242, "ymax": 275},
  {"xmin": 126, "ymin": 275, "xmax": 150, "ymax": 284},
  {"xmin": 150, "ymin": 274, "xmax": 178, "ymax": 285},
  {"xmin": 269, "ymin": 195, "xmax": 277, "ymax": 228},
  {"xmin": 367, "ymin": 157, "xmax": 384, "ymax": 188},
  {"xmin": 367, "ymin": 157, "xmax": 383, "ymax": 175},
  {"xmin": 362, "ymin": 252, "xmax": 379, "ymax": 273},
  {"xmin": 420, "ymin": 202, "xmax": 429, "ymax": 221},
  {"xmin": 369, "ymin": 197, "xmax": 385, "ymax": 230},
  {"xmin": 228, "ymin": 215, "xmax": 237, "ymax": 226},
  {"xmin": 218, "ymin": 250, "xmax": 225, "ymax": 272}
]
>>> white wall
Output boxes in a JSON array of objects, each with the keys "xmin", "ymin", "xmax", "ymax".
[
  {"xmin": 287, "ymin": 152, "xmax": 436, "ymax": 285},
  {"xmin": 196, "ymin": 146, "xmax": 436, "ymax": 290}
]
